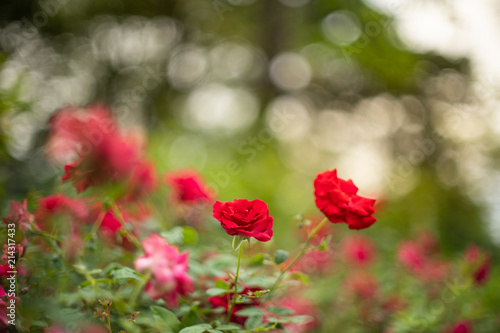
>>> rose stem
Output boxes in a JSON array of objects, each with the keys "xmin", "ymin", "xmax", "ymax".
[
  {"xmin": 227, "ymin": 243, "xmax": 244, "ymax": 323},
  {"xmin": 111, "ymin": 202, "xmax": 142, "ymax": 249},
  {"xmin": 264, "ymin": 217, "xmax": 328, "ymax": 302}
]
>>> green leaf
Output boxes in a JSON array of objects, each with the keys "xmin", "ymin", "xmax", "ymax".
[
  {"xmin": 161, "ymin": 228, "xmax": 184, "ymax": 245},
  {"xmin": 180, "ymin": 310, "xmax": 203, "ymax": 330},
  {"xmin": 235, "ymin": 307, "xmax": 265, "ymax": 317},
  {"xmin": 110, "ymin": 267, "xmax": 142, "ymax": 280},
  {"xmin": 178, "ymin": 324, "xmax": 213, "ymax": 333},
  {"xmin": 268, "ymin": 306, "xmax": 295, "ymax": 315},
  {"xmin": 273, "ymin": 250, "xmax": 289, "ymax": 265},
  {"xmin": 248, "ymin": 253, "xmax": 265, "ymax": 266},
  {"xmin": 182, "ymin": 226, "xmax": 199, "ymax": 245},
  {"xmin": 161, "ymin": 227, "xmax": 199, "ymax": 245},
  {"xmin": 289, "ymin": 272, "xmax": 310, "ymax": 284},
  {"xmin": 215, "ymin": 280, "xmax": 229, "ymax": 290},
  {"xmin": 206, "ymin": 288, "xmax": 228, "ymax": 297},
  {"xmin": 151, "ymin": 305, "xmax": 180, "ymax": 331},
  {"xmin": 245, "ymin": 315, "xmax": 263, "ymax": 330}
]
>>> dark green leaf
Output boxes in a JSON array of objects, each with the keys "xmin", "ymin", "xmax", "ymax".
[
  {"xmin": 180, "ymin": 310, "xmax": 203, "ymax": 330},
  {"xmin": 151, "ymin": 305, "xmax": 180, "ymax": 331}
]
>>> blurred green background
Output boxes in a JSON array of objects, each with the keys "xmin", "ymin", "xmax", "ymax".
[{"xmin": 1, "ymin": 0, "xmax": 499, "ymax": 259}]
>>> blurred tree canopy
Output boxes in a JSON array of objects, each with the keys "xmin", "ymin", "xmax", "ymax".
[{"xmin": 0, "ymin": 0, "xmax": 498, "ymax": 258}]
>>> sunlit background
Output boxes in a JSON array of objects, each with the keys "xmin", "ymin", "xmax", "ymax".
[{"xmin": 1, "ymin": 0, "xmax": 500, "ymax": 256}]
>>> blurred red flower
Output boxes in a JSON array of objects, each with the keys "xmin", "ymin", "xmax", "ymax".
[
  {"xmin": 99, "ymin": 209, "xmax": 138, "ymax": 251},
  {"xmin": 443, "ymin": 320, "xmax": 474, "ymax": 333},
  {"xmin": 397, "ymin": 240, "xmax": 448, "ymax": 281},
  {"xmin": 344, "ymin": 271, "xmax": 379, "ymax": 299},
  {"xmin": 341, "ymin": 234, "xmax": 376, "ymax": 267},
  {"xmin": 46, "ymin": 104, "xmax": 116, "ymax": 163},
  {"xmin": 314, "ymin": 169, "xmax": 376, "ymax": 230},
  {"xmin": 2, "ymin": 199, "xmax": 34, "ymax": 233},
  {"xmin": 464, "ymin": 244, "xmax": 491, "ymax": 286},
  {"xmin": 166, "ymin": 169, "xmax": 214, "ymax": 204},
  {"xmin": 35, "ymin": 194, "xmax": 90, "ymax": 227},
  {"xmin": 213, "ymin": 199, "xmax": 273, "ymax": 242},
  {"xmin": 49, "ymin": 104, "xmax": 157, "ymax": 199},
  {"xmin": 134, "ymin": 234, "xmax": 193, "ymax": 307}
]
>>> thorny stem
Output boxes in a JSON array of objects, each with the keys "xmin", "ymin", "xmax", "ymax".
[{"xmin": 29, "ymin": 222, "xmax": 61, "ymax": 253}]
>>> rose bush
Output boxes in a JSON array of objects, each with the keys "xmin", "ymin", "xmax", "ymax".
[{"xmin": 0, "ymin": 104, "xmax": 496, "ymax": 333}]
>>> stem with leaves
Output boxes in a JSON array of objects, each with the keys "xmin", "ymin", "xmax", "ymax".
[
  {"xmin": 111, "ymin": 202, "xmax": 142, "ymax": 249},
  {"xmin": 264, "ymin": 217, "xmax": 328, "ymax": 302},
  {"xmin": 227, "ymin": 241, "xmax": 244, "ymax": 323}
]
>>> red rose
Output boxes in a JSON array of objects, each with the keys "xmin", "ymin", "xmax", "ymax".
[
  {"xmin": 314, "ymin": 169, "xmax": 376, "ymax": 230},
  {"xmin": 212, "ymin": 199, "xmax": 273, "ymax": 242}
]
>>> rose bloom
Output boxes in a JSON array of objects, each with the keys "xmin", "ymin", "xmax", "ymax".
[
  {"xmin": 134, "ymin": 234, "xmax": 193, "ymax": 307},
  {"xmin": 166, "ymin": 170, "xmax": 213, "ymax": 204},
  {"xmin": 212, "ymin": 199, "xmax": 273, "ymax": 242},
  {"xmin": 314, "ymin": 169, "xmax": 376, "ymax": 230},
  {"xmin": 341, "ymin": 234, "xmax": 376, "ymax": 267}
]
